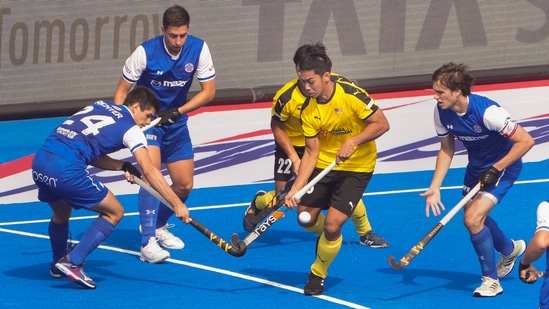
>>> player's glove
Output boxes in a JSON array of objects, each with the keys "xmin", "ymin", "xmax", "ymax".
[
  {"xmin": 478, "ymin": 166, "xmax": 500, "ymax": 190},
  {"xmin": 122, "ymin": 162, "xmax": 142, "ymax": 178},
  {"xmin": 157, "ymin": 108, "xmax": 181, "ymax": 127}
]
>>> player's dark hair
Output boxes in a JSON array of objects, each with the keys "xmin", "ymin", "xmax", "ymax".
[
  {"xmin": 163, "ymin": 5, "xmax": 190, "ymax": 29},
  {"xmin": 432, "ymin": 62, "xmax": 474, "ymax": 96},
  {"xmin": 293, "ymin": 42, "xmax": 328, "ymax": 65},
  {"xmin": 297, "ymin": 53, "xmax": 332, "ymax": 76},
  {"xmin": 123, "ymin": 86, "xmax": 160, "ymax": 113}
]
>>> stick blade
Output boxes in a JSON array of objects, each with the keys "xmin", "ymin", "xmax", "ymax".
[
  {"xmin": 387, "ymin": 255, "xmax": 406, "ymax": 270},
  {"xmin": 228, "ymin": 233, "xmax": 247, "ymax": 257},
  {"xmin": 230, "ymin": 233, "xmax": 241, "ymax": 247}
]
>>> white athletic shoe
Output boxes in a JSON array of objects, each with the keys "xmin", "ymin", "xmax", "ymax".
[
  {"xmin": 156, "ymin": 224, "xmax": 185, "ymax": 249},
  {"xmin": 473, "ymin": 276, "xmax": 503, "ymax": 297},
  {"xmin": 140, "ymin": 237, "xmax": 170, "ymax": 263},
  {"xmin": 497, "ymin": 239, "xmax": 526, "ymax": 278}
]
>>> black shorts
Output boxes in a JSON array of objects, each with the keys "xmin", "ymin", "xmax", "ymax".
[
  {"xmin": 299, "ymin": 169, "xmax": 373, "ymax": 217},
  {"xmin": 273, "ymin": 145, "xmax": 305, "ymax": 182}
]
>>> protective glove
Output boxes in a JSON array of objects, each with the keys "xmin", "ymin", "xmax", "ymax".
[
  {"xmin": 122, "ymin": 162, "xmax": 142, "ymax": 178},
  {"xmin": 157, "ymin": 108, "xmax": 181, "ymax": 127},
  {"xmin": 478, "ymin": 166, "xmax": 500, "ymax": 190}
]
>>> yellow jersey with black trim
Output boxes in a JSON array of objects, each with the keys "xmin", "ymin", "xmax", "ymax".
[
  {"xmin": 300, "ymin": 80, "xmax": 379, "ymax": 173},
  {"xmin": 271, "ymin": 78, "xmax": 306, "ymax": 147},
  {"xmin": 271, "ymin": 74, "xmax": 357, "ymax": 148}
]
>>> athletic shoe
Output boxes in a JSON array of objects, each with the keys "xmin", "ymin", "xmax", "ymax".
[
  {"xmin": 50, "ymin": 242, "xmax": 77, "ymax": 278},
  {"xmin": 473, "ymin": 276, "xmax": 503, "ymax": 297},
  {"xmin": 304, "ymin": 272, "xmax": 324, "ymax": 296},
  {"xmin": 497, "ymin": 239, "xmax": 526, "ymax": 278},
  {"xmin": 360, "ymin": 231, "xmax": 389, "ymax": 248},
  {"xmin": 140, "ymin": 237, "xmax": 170, "ymax": 263},
  {"xmin": 243, "ymin": 190, "xmax": 266, "ymax": 232},
  {"xmin": 54, "ymin": 256, "xmax": 96, "ymax": 289},
  {"xmin": 156, "ymin": 224, "xmax": 185, "ymax": 249},
  {"xmin": 50, "ymin": 262, "xmax": 65, "ymax": 278}
]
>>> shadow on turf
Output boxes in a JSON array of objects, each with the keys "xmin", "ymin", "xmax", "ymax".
[
  {"xmin": 3, "ymin": 260, "xmax": 242, "ymax": 292},
  {"xmin": 376, "ymin": 267, "xmax": 481, "ymax": 299}
]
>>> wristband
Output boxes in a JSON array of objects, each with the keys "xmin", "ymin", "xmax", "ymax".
[{"xmin": 519, "ymin": 262, "xmax": 530, "ymax": 272}]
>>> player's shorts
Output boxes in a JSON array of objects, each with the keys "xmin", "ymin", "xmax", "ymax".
[
  {"xmin": 31, "ymin": 149, "xmax": 109, "ymax": 210},
  {"xmin": 463, "ymin": 160, "xmax": 522, "ymax": 203},
  {"xmin": 536, "ymin": 201, "xmax": 549, "ymax": 232},
  {"xmin": 145, "ymin": 120, "xmax": 193, "ymax": 163},
  {"xmin": 273, "ymin": 145, "xmax": 305, "ymax": 182},
  {"xmin": 299, "ymin": 169, "xmax": 373, "ymax": 217}
]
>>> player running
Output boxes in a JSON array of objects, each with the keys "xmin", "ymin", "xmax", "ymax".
[
  {"xmin": 32, "ymin": 87, "xmax": 190, "ymax": 289},
  {"xmin": 243, "ymin": 43, "xmax": 388, "ymax": 248},
  {"xmin": 283, "ymin": 43, "xmax": 390, "ymax": 295},
  {"xmin": 420, "ymin": 62, "xmax": 534, "ymax": 297}
]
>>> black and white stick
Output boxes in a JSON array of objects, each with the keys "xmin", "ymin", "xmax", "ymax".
[
  {"xmin": 246, "ymin": 176, "xmax": 296, "ymax": 226},
  {"xmin": 230, "ymin": 161, "xmax": 337, "ymax": 255},
  {"xmin": 387, "ymin": 182, "xmax": 481, "ymax": 270}
]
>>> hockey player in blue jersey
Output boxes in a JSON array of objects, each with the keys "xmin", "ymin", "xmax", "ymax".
[
  {"xmin": 113, "ymin": 5, "xmax": 216, "ymax": 263},
  {"xmin": 420, "ymin": 62, "xmax": 535, "ymax": 297},
  {"xmin": 32, "ymin": 86, "xmax": 190, "ymax": 289}
]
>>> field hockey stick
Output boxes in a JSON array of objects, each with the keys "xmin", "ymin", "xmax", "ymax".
[
  {"xmin": 140, "ymin": 117, "xmax": 160, "ymax": 131},
  {"xmin": 246, "ymin": 176, "xmax": 296, "ymax": 226},
  {"xmin": 388, "ymin": 182, "xmax": 481, "ymax": 270},
  {"xmin": 230, "ymin": 160, "xmax": 338, "ymax": 255},
  {"xmin": 132, "ymin": 177, "xmax": 246, "ymax": 257}
]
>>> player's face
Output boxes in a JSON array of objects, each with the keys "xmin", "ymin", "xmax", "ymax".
[
  {"xmin": 296, "ymin": 69, "xmax": 331, "ymax": 99},
  {"xmin": 131, "ymin": 104, "xmax": 155, "ymax": 128},
  {"xmin": 432, "ymin": 80, "xmax": 461, "ymax": 110},
  {"xmin": 162, "ymin": 25, "xmax": 189, "ymax": 56}
]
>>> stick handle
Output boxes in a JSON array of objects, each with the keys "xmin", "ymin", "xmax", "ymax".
[
  {"xmin": 140, "ymin": 117, "xmax": 160, "ymax": 132},
  {"xmin": 439, "ymin": 182, "xmax": 481, "ymax": 225},
  {"xmin": 294, "ymin": 160, "xmax": 337, "ymax": 199},
  {"xmin": 388, "ymin": 182, "xmax": 481, "ymax": 270},
  {"xmin": 133, "ymin": 177, "xmax": 169, "ymax": 206}
]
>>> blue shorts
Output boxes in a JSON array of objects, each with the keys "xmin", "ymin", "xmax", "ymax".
[
  {"xmin": 463, "ymin": 161, "xmax": 522, "ymax": 203},
  {"xmin": 144, "ymin": 120, "xmax": 193, "ymax": 163},
  {"xmin": 31, "ymin": 150, "xmax": 109, "ymax": 210}
]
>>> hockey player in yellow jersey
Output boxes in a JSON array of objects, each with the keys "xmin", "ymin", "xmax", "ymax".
[
  {"xmin": 243, "ymin": 44, "xmax": 388, "ymax": 249},
  {"xmin": 283, "ymin": 43, "xmax": 390, "ymax": 295}
]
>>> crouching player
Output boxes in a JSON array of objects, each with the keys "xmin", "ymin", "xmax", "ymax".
[{"xmin": 32, "ymin": 86, "xmax": 189, "ymax": 289}]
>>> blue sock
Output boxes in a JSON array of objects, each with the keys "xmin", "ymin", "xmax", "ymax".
[
  {"xmin": 471, "ymin": 226, "xmax": 497, "ymax": 279},
  {"xmin": 156, "ymin": 195, "xmax": 187, "ymax": 228},
  {"xmin": 48, "ymin": 220, "xmax": 69, "ymax": 262},
  {"xmin": 139, "ymin": 187, "xmax": 159, "ymax": 246},
  {"xmin": 69, "ymin": 217, "xmax": 114, "ymax": 265},
  {"xmin": 484, "ymin": 216, "xmax": 513, "ymax": 255}
]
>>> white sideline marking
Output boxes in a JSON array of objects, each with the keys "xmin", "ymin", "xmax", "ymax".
[
  {"xmin": 0, "ymin": 218, "xmax": 369, "ymax": 309},
  {"xmin": 2, "ymin": 179, "xmax": 546, "ymax": 308}
]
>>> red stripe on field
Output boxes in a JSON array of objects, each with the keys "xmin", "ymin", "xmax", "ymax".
[
  {"xmin": 372, "ymin": 79, "xmax": 549, "ymax": 99},
  {"xmin": 0, "ymin": 154, "xmax": 34, "ymax": 179},
  {"xmin": 189, "ymin": 102, "xmax": 272, "ymax": 116},
  {"xmin": 204, "ymin": 129, "xmax": 273, "ymax": 144},
  {"xmin": 189, "ymin": 80, "xmax": 549, "ymax": 113}
]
